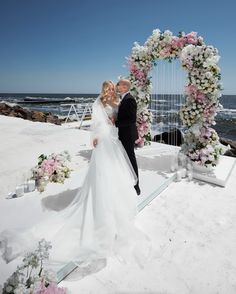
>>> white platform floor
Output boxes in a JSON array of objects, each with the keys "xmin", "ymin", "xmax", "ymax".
[
  {"xmin": 1, "ymin": 116, "xmax": 236, "ymax": 293},
  {"xmin": 56, "ymin": 142, "xmax": 180, "ymax": 281},
  {"xmin": 193, "ymin": 155, "xmax": 236, "ymax": 187}
]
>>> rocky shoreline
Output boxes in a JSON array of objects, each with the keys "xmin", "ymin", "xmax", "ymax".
[
  {"xmin": 0, "ymin": 102, "xmax": 68, "ymax": 125},
  {"xmin": 1, "ymin": 102, "xmax": 236, "ymax": 157},
  {"xmin": 219, "ymin": 137, "xmax": 236, "ymax": 157}
]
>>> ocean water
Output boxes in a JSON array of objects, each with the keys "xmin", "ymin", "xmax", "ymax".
[
  {"xmin": 0, "ymin": 93, "xmax": 236, "ymax": 141},
  {"xmin": 149, "ymin": 94, "xmax": 236, "ymax": 141}
]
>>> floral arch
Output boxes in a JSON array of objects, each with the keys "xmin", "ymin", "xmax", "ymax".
[{"xmin": 127, "ymin": 29, "xmax": 223, "ymax": 167}]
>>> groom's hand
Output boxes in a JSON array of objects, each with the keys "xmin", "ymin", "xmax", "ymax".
[{"xmin": 93, "ymin": 138, "xmax": 98, "ymax": 148}]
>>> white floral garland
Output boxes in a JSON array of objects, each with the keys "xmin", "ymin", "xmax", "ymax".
[
  {"xmin": 127, "ymin": 29, "xmax": 223, "ymax": 166},
  {"xmin": 0, "ymin": 239, "xmax": 67, "ymax": 293}
]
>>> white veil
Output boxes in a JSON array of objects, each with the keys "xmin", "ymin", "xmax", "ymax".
[{"xmin": 0, "ymin": 96, "xmax": 152, "ymax": 278}]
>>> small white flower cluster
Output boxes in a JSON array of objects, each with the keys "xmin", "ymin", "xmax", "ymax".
[
  {"xmin": 180, "ymin": 45, "xmax": 221, "ymax": 94},
  {"xmin": 137, "ymin": 107, "xmax": 153, "ymax": 123},
  {"xmin": 131, "ymin": 42, "xmax": 153, "ymax": 68},
  {"xmin": 181, "ymin": 127, "xmax": 222, "ymax": 166},
  {"xmin": 0, "ymin": 239, "xmax": 67, "ymax": 294},
  {"xmin": 180, "ymin": 100, "xmax": 219, "ymax": 127},
  {"xmin": 179, "ymin": 44, "xmax": 223, "ymax": 166},
  {"xmin": 180, "ymin": 102, "xmax": 204, "ymax": 126}
]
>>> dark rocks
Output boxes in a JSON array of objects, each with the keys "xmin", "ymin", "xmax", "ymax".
[
  {"xmin": 153, "ymin": 128, "xmax": 184, "ymax": 146},
  {"xmin": 0, "ymin": 102, "xmax": 62, "ymax": 125},
  {"xmin": 220, "ymin": 137, "xmax": 236, "ymax": 157},
  {"xmin": 31, "ymin": 110, "xmax": 46, "ymax": 122},
  {"xmin": 153, "ymin": 129, "xmax": 236, "ymax": 158},
  {"xmin": 0, "ymin": 103, "xmax": 13, "ymax": 116}
]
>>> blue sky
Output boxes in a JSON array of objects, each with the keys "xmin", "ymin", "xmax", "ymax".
[{"xmin": 0, "ymin": 0, "xmax": 235, "ymax": 94}]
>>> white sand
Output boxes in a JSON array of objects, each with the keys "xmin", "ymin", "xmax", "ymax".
[
  {"xmin": 0, "ymin": 115, "xmax": 236, "ymax": 294},
  {"xmin": 0, "ymin": 115, "xmax": 91, "ymax": 198}
]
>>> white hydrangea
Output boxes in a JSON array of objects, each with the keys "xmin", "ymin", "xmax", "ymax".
[{"xmin": 13, "ymin": 283, "xmax": 28, "ymax": 294}]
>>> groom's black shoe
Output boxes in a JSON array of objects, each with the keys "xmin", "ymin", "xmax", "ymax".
[{"xmin": 134, "ymin": 184, "xmax": 141, "ymax": 196}]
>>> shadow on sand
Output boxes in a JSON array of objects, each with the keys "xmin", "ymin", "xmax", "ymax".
[
  {"xmin": 137, "ymin": 155, "xmax": 172, "ymax": 178},
  {"xmin": 41, "ymin": 188, "xmax": 82, "ymax": 211},
  {"xmin": 76, "ymin": 149, "xmax": 92, "ymax": 161}
]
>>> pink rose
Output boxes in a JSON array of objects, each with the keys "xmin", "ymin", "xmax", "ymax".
[
  {"xmin": 185, "ymin": 32, "xmax": 198, "ymax": 45},
  {"xmin": 159, "ymin": 46, "xmax": 171, "ymax": 58},
  {"xmin": 138, "ymin": 138, "xmax": 145, "ymax": 147},
  {"xmin": 185, "ymin": 84, "xmax": 206, "ymax": 103},
  {"xmin": 35, "ymin": 282, "xmax": 67, "ymax": 294},
  {"xmin": 171, "ymin": 36, "xmax": 186, "ymax": 48}
]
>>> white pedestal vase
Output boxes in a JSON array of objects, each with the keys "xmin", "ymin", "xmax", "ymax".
[{"xmin": 192, "ymin": 161, "xmax": 214, "ymax": 173}]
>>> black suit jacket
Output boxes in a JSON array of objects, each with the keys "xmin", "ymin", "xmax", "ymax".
[{"xmin": 115, "ymin": 93, "xmax": 139, "ymax": 143}]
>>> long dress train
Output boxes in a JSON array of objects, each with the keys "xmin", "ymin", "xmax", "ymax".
[{"xmin": 0, "ymin": 97, "xmax": 152, "ymax": 275}]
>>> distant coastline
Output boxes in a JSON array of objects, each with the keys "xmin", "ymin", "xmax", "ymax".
[
  {"xmin": 1, "ymin": 93, "xmax": 236, "ymax": 142},
  {"xmin": 0, "ymin": 100, "xmax": 236, "ymax": 157}
]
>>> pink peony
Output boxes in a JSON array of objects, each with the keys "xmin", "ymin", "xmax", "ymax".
[
  {"xmin": 135, "ymin": 137, "xmax": 145, "ymax": 147},
  {"xmin": 159, "ymin": 46, "xmax": 171, "ymax": 58},
  {"xmin": 203, "ymin": 105, "xmax": 216, "ymax": 119},
  {"xmin": 171, "ymin": 36, "xmax": 186, "ymax": 48},
  {"xmin": 35, "ymin": 282, "xmax": 67, "ymax": 294},
  {"xmin": 185, "ymin": 85, "xmax": 206, "ymax": 103},
  {"xmin": 200, "ymin": 127, "xmax": 212, "ymax": 138},
  {"xmin": 196, "ymin": 92, "xmax": 205, "ymax": 102},
  {"xmin": 185, "ymin": 32, "xmax": 198, "ymax": 45},
  {"xmin": 185, "ymin": 84, "xmax": 197, "ymax": 96},
  {"xmin": 41, "ymin": 159, "xmax": 57, "ymax": 176},
  {"xmin": 128, "ymin": 59, "xmax": 148, "ymax": 85}
]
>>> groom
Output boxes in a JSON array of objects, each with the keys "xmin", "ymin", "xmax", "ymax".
[{"xmin": 115, "ymin": 79, "xmax": 141, "ymax": 196}]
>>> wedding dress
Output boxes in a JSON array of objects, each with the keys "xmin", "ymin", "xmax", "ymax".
[{"xmin": 0, "ymin": 96, "xmax": 152, "ymax": 274}]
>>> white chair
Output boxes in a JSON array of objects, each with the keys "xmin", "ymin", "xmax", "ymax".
[{"xmin": 64, "ymin": 103, "xmax": 93, "ymax": 128}]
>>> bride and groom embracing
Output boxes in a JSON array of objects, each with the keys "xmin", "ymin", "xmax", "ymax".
[
  {"xmin": 0, "ymin": 79, "xmax": 151, "ymax": 273},
  {"xmin": 92, "ymin": 79, "xmax": 141, "ymax": 196}
]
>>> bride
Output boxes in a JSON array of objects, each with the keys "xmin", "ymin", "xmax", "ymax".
[{"xmin": 0, "ymin": 81, "xmax": 151, "ymax": 273}]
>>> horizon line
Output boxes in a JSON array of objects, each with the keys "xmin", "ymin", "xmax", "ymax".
[{"xmin": 0, "ymin": 92, "xmax": 236, "ymax": 96}]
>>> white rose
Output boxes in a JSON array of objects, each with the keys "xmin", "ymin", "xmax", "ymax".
[
  {"xmin": 163, "ymin": 29, "xmax": 172, "ymax": 36},
  {"xmin": 6, "ymin": 285, "xmax": 13, "ymax": 293}
]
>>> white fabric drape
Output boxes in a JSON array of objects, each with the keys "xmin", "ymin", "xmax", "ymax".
[{"xmin": 0, "ymin": 97, "xmax": 152, "ymax": 272}]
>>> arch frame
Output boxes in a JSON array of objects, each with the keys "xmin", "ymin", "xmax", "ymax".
[{"xmin": 127, "ymin": 29, "xmax": 223, "ymax": 167}]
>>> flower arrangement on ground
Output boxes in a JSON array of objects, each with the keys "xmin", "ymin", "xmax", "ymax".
[
  {"xmin": 32, "ymin": 151, "xmax": 72, "ymax": 192},
  {"xmin": 0, "ymin": 239, "xmax": 68, "ymax": 294}
]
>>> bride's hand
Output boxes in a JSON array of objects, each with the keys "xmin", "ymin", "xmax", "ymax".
[
  {"xmin": 110, "ymin": 117, "xmax": 115, "ymax": 125},
  {"xmin": 93, "ymin": 138, "xmax": 98, "ymax": 148}
]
